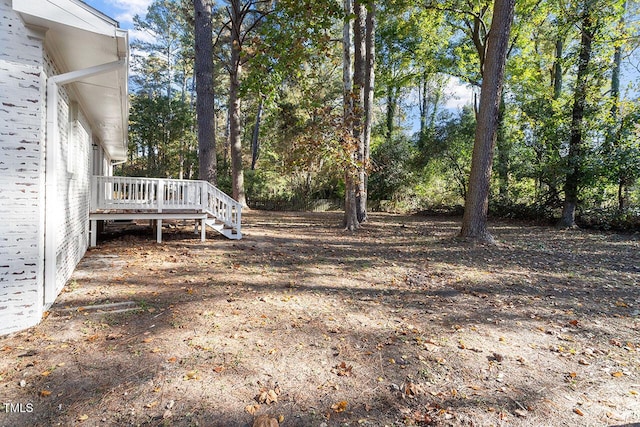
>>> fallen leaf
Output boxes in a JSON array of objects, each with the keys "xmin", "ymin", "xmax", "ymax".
[
  {"xmin": 267, "ymin": 389, "xmax": 278, "ymax": 404},
  {"xmin": 574, "ymin": 408, "xmax": 584, "ymax": 416},
  {"xmin": 403, "ymin": 381, "xmax": 421, "ymax": 397},
  {"xmin": 331, "ymin": 362, "xmax": 353, "ymax": 377},
  {"xmin": 213, "ymin": 365, "xmax": 225, "ymax": 373},
  {"xmin": 331, "ymin": 401, "xmax": 348, "ymax": 413},
  {"xmin": 167, "ymin": 357, "xmax": 177, "ymax": 363},
  {"xmin": 184, "ymin": 370, "xmax": 200, "ymax": 380},
  {"xmin": 245, "ymin": 404, "xmax": 260, "ymax": 415},
  {"xmin": 40, "ymin": 390, "xmax": 52, "ymax": 397},
  {"xmin": 514, "ymin": 409, "xmax": 528, "ymax": 417},
  {"xmin": 406, "ymin": 410, "xmax": 432, "ymax": 424},
  {"xmin": 252, "ymin": 414, "xmax": 279, "ymax": 427},
  {"xmin": 77, "ymin": 414, "xmax": 89, "ymax": 421},
  {"xmin": 257, "ymin": 388, "xmax": 279, "ymax": 404},
  {"xmin": 612, "ymin": 371, "xmax": 624, "ymax": 377},
  {"xmin": 145, "ymin": 401, "xmax": 159, "ymax": 409},
  {"xmin": 489, "ymin": 352, "xmax": 504, "ymax": 362}
]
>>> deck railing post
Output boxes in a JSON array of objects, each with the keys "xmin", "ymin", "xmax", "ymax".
[
  {"xmin": 235, "ymin": 205, "xmax": 242, "ymax": 234},
  {"xmin": 91, "ymin": 176, "xmax": 97, "ymax": 211},
  {"xmin": 202, "ymin": 181, "xmax": 208, "ymax": 212},
  {"xmin": 157, "ymin": 180, "xmax": 164, "ymax": 213}
]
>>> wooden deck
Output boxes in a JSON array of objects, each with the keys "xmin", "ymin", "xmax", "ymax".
[{"xmin": 89, "ymin": 176, "xmax": 242, "ymax": 245}]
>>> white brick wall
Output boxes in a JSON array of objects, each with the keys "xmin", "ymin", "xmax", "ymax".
[
  {"xmin": 1, "ymin": 0, "xmax": 122, "ymax": 335},
  {"xmin": 42, "ymin": 46, "xmax": 92, "ymax": 309},
  {"xmin": 54, "ymin": 96, "xmax": 91, "ymax": 294},
  {"xmin": 0, "ymin": 0, "xmax": 46, "ymax": 334}
]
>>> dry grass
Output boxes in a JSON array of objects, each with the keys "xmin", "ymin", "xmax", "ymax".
[{"xmin": 1, "ymin": 210, "xmax": 639, "ymax": 426}]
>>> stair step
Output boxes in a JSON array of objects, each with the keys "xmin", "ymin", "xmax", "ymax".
[{"xmin": 204, "ymin": 218, "xmax": 241, "ymax": 240}]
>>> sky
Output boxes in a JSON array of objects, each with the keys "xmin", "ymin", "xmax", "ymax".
[{"xmin": 82, "ymin": 0, "xmax": 152, "ymax": 29}]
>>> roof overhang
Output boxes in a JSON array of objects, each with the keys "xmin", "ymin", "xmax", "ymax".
[{"xmin": 13, "ymin": 0, "xmax": 129, "ymax": 161}]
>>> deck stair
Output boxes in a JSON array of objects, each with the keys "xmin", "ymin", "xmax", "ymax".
[{"xmin": 90, "ymin": 176, "xmax": 242, "ymax": 245}]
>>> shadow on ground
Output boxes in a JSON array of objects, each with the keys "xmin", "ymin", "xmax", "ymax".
[{"xmin": 1, "ymin": 211, "xmax": 639, "ymax": 426}]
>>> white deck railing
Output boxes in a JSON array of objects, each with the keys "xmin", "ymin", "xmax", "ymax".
[{"xmin": 91, "ymin": 176, "xmax": 242, "ymax": 236}]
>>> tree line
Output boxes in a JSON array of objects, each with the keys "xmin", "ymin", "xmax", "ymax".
[{"xmin": 121, "ymin": 0, "xmax": 640, "ymax": 235}]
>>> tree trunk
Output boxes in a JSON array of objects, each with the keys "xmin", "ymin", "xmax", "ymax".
[
  {"xmin": 496, "ymin": 92, "xmax": 509, "ymax": 200},
  {"xmin": 460, "ymin": 0, "xmax": 515, "ymax": 243},
  {"xmin": 344, "ymin": 172, "xmax": 359, "ymax": 231},
  {"xmin": 229, "ymin": 0, "xmax": 246, "ymax": 206},
  {"xmin": 610, "ymin": 2, "xmax": 626, "ymax": 211},
  {"xmin": 342, "ymin": 0, "xmax": 359, "ymax": 230},
  {"xmin": 385, "ymin": 87, "xmax": 396, "ymax": 140},
  {"xmin": 353, "ymin": 0, "xmax": 366, "ymax": 223},
  {"xmin": 358, "ymin": 1, "xmax": 375, "ymax": 223},
  {"xmin": 558, "ymin": 4, "xmax": 595, "ymax": 228},
  {"xmin": 419, "ymin": 74, "xmax": 428, "ymax": 143},
  {"xmin": 194, "ymin": 0, "xmax": 217, "ymax": 185},
  {"xmin": 552, "ymin": 37, "xmax": 563, "ymax": 100},
  {"xmin": 251, "ymin": 96, "xmax": 264, "ymax": 170}
]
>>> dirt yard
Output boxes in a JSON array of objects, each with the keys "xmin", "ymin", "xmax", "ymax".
[{"xmin": 1, "ymin": 211, "xmax": 639, "ymax": 427}]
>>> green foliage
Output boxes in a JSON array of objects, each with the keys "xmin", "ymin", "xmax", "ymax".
[
  {"xmin": 576, "ymin": 206, "xmax": 640, "ymax": 231},
  {"xmin": 248, "ymin": 62, "xmax": 349, "ymax": 203},
  {"xmin": 115, "ymin": 0, "xmax": 640, "ymax": 231},
  {"xmin": 241, "ymin": 0, "xmax": 342, "ymax": 100},
  {"xmin": 123, "ymin": 95, "xmax": 196, "ymax": 179},
  {"xmin": 368, "ymin": 134, "xmax": 418, "ymax": 202},
  {"xmin": 418, "ymin": 107, "xmax": 476, "ymax": 201},
  {"xmin": 130, "ymin": 0, "xmax": 194, "ymax": 97}
]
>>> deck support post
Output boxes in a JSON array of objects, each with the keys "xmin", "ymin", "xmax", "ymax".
[
  {"xmin": 201, "ymin": 219, "xmax": 206, "ymax": 242},
  {"xmin": 156, "ymin": 219, "xmax": 162, "ymax": 243},
  {"xmin": 90, "ymin": 220, "xmax": 97, "ymax": 247}
]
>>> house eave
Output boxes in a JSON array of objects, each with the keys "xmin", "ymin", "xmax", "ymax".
[{"xmin": 13, "ymin": 0, "xmax": 129, "ymax": 161}]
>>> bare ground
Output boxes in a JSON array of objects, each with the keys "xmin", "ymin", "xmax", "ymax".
[{"xmin": 1, "ymin": 210, "xmax": 639, "ymax": 427}]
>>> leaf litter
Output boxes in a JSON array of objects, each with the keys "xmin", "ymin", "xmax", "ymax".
[{"xmin": 0, "ymin": 211, "xmax": 638, "ymax": 426}]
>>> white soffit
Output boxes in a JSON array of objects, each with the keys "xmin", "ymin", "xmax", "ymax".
[{"xmin": 13, "ymin": 0, "xmax": 129, "ymax": 161}]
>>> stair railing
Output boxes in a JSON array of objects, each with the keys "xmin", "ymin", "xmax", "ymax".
[
  {"xmin": 201, "ymin": 181, "xmax": 242, "ymax": 235},
  {"xmin": 91, "ymin": 176, "xmax": 242, "ymax": 237}
]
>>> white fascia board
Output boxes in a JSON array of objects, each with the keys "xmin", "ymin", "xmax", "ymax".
[{"xmin": 13, "ymin": 0, "xmax": 118, "ymax": 37}]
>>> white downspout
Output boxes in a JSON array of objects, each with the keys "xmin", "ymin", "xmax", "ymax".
[{"xmin": 43, "ymin": 59, "xmax": 126, "ymax": 305}]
